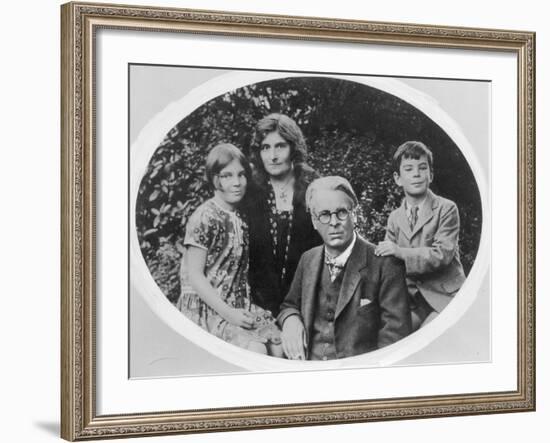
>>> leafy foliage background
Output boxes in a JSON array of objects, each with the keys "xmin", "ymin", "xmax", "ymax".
[{"xmin": 135, "ymin": 77, "xmax": 483, "ymax": 304}]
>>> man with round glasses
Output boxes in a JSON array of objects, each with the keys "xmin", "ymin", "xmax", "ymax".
[{"xmin": 277, "ymin": 176, "xmax": 412, "ymax": 360}]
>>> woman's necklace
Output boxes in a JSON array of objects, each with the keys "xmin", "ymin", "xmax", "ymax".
[
  {"xmin": 270, "ymin": 175, "xmax": 294, "ymax": 205},
  {"xmin": 267, "ymin": 187, "xmax": 294, "ymax": 285}
]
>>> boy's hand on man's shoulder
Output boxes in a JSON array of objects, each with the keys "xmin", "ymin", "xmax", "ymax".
[{"xmin": 375, "ymin": 241, "xmax": 403, "ymax": 260}]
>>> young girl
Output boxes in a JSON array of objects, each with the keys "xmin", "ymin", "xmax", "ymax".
[{"xmin": 177, "ymin": 143, "xmax": 282, "ymax": 356}]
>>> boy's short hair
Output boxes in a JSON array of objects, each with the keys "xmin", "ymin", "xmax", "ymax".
[
  {"xmin": 392, "ymin": 141, "xmax": 434, "ymax": 174},
  {"xmin": 205, "ymin": 143, "xmax": 251, "ymax": 189},
  {"xmin": 305, "ymin": 176, "xmax": 358, "ymax": 213}
]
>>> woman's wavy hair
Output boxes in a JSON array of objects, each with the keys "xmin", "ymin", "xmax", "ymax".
[{"xmin": 250, "ymin": 113, "xmax": 308, "ymax": 183}]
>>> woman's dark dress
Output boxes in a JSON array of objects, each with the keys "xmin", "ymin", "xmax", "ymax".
[{"xmin": 244, "ymin": 166, "xmax": 322, "ymax": 317}]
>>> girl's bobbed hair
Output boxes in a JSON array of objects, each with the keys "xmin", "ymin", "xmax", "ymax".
[{"xmin": 205, "ymin": 143, "xmax": 251, "ymax": 190}]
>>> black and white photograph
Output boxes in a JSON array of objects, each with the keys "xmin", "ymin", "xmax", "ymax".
[
  {"xmin": 130, "ymin": 66, "xmax": 488, "ymax": 377},
  {"xmin": 2, "ymin": 0, "xmax": 546, "ymax": 441},
  {"xmin": 53, "ymin": 1, "xmax": 536, "ymax": 441}
]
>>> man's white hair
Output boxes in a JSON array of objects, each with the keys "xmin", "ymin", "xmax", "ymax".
[{"xmin": 305, "ymin": 176, "xmax": 359, "ymax": 212}]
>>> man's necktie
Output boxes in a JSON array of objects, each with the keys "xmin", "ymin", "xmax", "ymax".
[
  {"xmin": 409, "ymin": 205, "xmax": 419, "ymax": 231},
  {"xmin": 325, "ymin": 257, "xmax": 345, "ymax": 282}
]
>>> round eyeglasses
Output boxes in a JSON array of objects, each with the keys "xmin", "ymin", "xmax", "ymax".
[{"xmin": 314, "ymin": 208, "xmax": 351, "ymax": 224}]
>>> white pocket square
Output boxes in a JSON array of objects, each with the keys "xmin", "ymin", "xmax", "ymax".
[{"xmin": 360, "ymin": 298, "xmax": 372, "ymax": 307}]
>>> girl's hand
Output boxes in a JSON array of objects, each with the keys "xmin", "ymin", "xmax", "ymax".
[{"xmin": 223, "ymin": 308, "xmax": 255, "ymax": 329}]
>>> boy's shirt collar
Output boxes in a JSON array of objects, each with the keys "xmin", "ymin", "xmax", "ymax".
[{"xmin": 404, "ymin": 195, "xmax": 428, "ymax": 217}]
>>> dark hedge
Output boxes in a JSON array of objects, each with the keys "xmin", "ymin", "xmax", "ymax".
[{"xmin": 135, "ymin": 77, "xmax": 482, "ymax": 304}]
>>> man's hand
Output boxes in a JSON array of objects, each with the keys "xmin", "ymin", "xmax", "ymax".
[
  {"xmin": 375, "ymin": 240, "xmax": 402, "ymax": 259},
  {"xmin": 281, "ymin": 315, "xmax": 307, "ymax": 360}
]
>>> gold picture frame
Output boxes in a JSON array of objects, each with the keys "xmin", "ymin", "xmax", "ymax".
[{"xmin": 61, "ymin": 1, "xmax": 535, "ymax": 440}]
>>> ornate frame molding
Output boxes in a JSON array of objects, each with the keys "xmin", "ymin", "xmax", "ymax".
[{"xmin": 61, "ymin": 1, "xmax": 535, "ymax": 440}]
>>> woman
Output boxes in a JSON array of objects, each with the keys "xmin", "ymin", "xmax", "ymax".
[
  {"xmin": 177, "ymin": 143, "xmax": 282, "ymax": 356},
  {"xmin": 245, "ymin": 113, "xmax": 322, "ymax": 317}
]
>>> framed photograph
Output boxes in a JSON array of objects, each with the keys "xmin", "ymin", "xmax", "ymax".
[{"xmin": 61, "ymin": 1, "xmax": 535, "ymax": 440}]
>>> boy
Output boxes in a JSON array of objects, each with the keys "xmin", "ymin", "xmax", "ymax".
[{"xmin": 375, "ymin": 141, "xmax": 466, "ymax": 331}]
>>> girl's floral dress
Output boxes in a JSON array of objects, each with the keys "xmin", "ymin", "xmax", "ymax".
[{"xmin": 177, "ymin": 199, "xmax": 281, "ymax": 349}]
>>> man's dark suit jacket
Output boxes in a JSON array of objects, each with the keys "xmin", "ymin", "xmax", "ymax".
[{"xmin": 277, "ymin": 236, "xmax": 412, "ymax": 359}]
